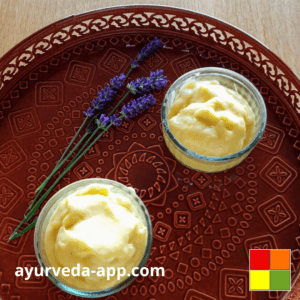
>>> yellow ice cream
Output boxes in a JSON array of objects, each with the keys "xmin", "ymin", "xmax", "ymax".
[
  {"xmin": 44, "ymin": 183, "xmax": 147, "ymax": 290},
  {"xmin": 168, "ymin": 80, "xmax": 255, "ymax": 157}
]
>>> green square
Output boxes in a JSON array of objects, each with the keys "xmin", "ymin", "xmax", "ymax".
[{"xmin": 270, "ymin": 270, "xmax": 290, "ymax": 290}]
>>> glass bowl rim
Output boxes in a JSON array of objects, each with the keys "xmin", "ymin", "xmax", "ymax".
[
  {"xmin": 34, "ymin": 178, "xmax": 153, "ymax": 298},
  {"xmin": 161, "ymin": 67, "xmax": 267, "ymax": 162}
]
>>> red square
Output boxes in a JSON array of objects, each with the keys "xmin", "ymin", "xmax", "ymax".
[{"xmin": 250, "ymin": 249, "xmax": 270, "ymax": 270}]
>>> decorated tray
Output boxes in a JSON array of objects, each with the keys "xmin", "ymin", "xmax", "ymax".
[{"xmin": 0, "ymin": 5, "xmax": 300, "ymax": 300}]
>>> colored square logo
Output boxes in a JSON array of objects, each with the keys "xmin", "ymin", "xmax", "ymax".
[
  {"xmin": 250, "ymin": 249, "xmax": 270, "ymax": 269},
  {"xmin": 249, "ymin": 249, "xmax": 291, "ymax": 291},
  {"xmin": 250, "ymin": 270, "xmax": 270, "ymax": 290},
  {"xmin": 270, "ymin": 270, "xmax": 290, "ymax": 290}
]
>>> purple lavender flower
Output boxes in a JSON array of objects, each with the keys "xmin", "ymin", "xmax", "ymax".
[
  {"xmin": 110, "ymin": 114, "xmax": 123, "ymax": 127},
  {"xmin": 96, "ymin": 114, "xmax": 111, "ymax": 128},
  {"xmin": 121, "ymin": 94, "xmax": 156, "ymax": 120},
  {"xmin": 84, "ymin": 74, "xmax": 125, "ymax": 118},
  {"xmin": 94, "ymin": 113, "xmax": 123, "ymax": 129},
  {"xmin": 127, "ymin": 69, "xmax": 167, "ymax": 95},
  {"xmin": 131, "ymin": 37, "xmax": 162, "ymax": 69},
  {"xmin": 84, "ymin": 107, "xmax": 95, "ymax": 118},
  {"xmin": 149, "ymin": 70, "xmax": 167, "ymax": 90},
  {"xmin": 131, "ymin": 60, "xmax": 139, "ymax": 69},
  {"xmin": 110, "ymin": 73, "xmax": 126, "ymax": 90},
  {"xmin": 127, "ymin": 77, "xmax": 150, "ymax": 95}
]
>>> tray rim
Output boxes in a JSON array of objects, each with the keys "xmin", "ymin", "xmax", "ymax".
[
  {"xmin": 0, "ymin": 3, "xmax": 297, "ymax": 80},
  {"xmin": 0, "ymin": 4, "xmax": 299, "ymax": 118}
]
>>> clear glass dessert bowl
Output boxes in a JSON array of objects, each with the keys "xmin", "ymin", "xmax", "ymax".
[
  {"xmin": 161, "ymin": 67, "xmax": 267, "ymax": 173},
  {"xmin": 34, "ymin": 178, "xmax": 153, "ymax": 298}
]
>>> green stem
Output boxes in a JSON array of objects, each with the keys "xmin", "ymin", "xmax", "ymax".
[
  {"xmin": 86, "ymin": 113, "xmax": 99, "ymax": 131},
  {"xmin": 69, "ymin": 127, "xmax": 100, "ymax": 163},
  {"xmin": 10, "ymin": 126, "xmax": 104, "ymax": 240},
  {"xmin": 24, "ymin": 86, "xmax": 130, "ymax": 217},
  {"xmin": 56, "ymin": 117, "xmax": 89, "ymax": 166},
  {"xmin": 8, "ymin": 220, "xmax": 37, "ymax": 242},
  {"xmin": 35, "ymin": 117, "xmax": 88, "ymax": 193},
  {"xmin": 27, "ymin": 132, "xmax": 89, "ymax": 213},
  {"xmin": 14, "ymin": 131, "xmax": 89, "ymax": 235},
  {"xmin": 109, "ymin": 90, "xmax": 130, "ymax": 116},
  {"xmin": 73, "ymin": 90, "xmax": 131, "ymax": 161},
  {"xmin": 11, "ymin": 67, "xmax": 138, "ymax": 241},
  {"xmin": 9, "ymin": 123, "xmax": 115, "ymax": 241},
  {"xmin": 125, "ymin": 67, "xmax": 133, "ymax": 80}
]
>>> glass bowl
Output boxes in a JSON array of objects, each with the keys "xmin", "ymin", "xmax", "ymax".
[
  {"xmin": 34, "ymin": 178, "xmax": 153, "ymax": 298},
  {"xmin": 161, "ymin": 67, "xmax": 267, "ymax": 173}
]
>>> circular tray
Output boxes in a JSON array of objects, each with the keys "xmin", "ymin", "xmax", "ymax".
[{"xmin": 0, "ymin": 5, "xmax": 299, "ymax": 300}]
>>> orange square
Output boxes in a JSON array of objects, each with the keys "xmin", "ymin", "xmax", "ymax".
[{"xmin": 270, "ymin": 250, "xmax": 290, "ymax": 270}]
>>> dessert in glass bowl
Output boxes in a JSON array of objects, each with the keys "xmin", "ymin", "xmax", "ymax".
[
  {"xmin": 34, "ymin": 178, "xmax": 152, "ymax": 298},
  {"xmin": 161, "ymin": 67, "xmax": 267, "ymax": 173}
]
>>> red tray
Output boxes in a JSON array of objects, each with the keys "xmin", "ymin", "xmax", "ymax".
[{"xmin": 0, "ymin": 5, "xmax": 300, "ymax": 300}]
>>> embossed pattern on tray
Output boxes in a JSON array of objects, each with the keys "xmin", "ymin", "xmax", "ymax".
[{"xmin": 0, "ymin": 5, "xmax": 299, "ymax": 300}]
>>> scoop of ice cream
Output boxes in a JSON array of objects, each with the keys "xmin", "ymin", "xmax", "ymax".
[
  {"xmin": 168, "ymin": 80, "xmax": 255, "ymax": 157},
  {"xmin": 45, "ymin": 184, "xmax": 147, "ymax": 290}
]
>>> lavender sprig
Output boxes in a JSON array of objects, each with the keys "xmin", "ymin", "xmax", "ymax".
[
  {"xmin": 9, "ymin": 94, "xmax": 157, "ymax": 241},
  {"xmin": 127, "ymin": 70, "xmax": 167, "ymax": 95},
  {"xmin": 94, "ymin": 95, "xmax": 156, "ymax": 131},
  {"xmin": 71, "ymin": 70, "xmax": 165, "ymax": 164},
  {"xmin": 85, "ymin": 73, "xmax": 126, "ymax": 118},
  {"xmin": 95, "ymin": 114, "xmax": 111, "ymax": 128},
  {"xmin": 85, "ymin": 38, "xmax": 162, "ymax": 119},
  {"xmin": 110, "ymin": 114, "xmax": 123, "ymax": 127},
  {"xmin": 9, "ymin": 37, "xmax": 164, "ymax": 242},
  {"xmin": 31, "ymin": 75, "xmax": 126, "ymax": 204},
  {"xmin": 131, "ymin": 37, "xmax": 162, "ymax": 69},
  {"xmin": 34, "ymin": 74, "xmax": 125, "ymax": 195},
  {"xmin": 121, "ymin": 94, "xmax": 156, "ymax": 119}
]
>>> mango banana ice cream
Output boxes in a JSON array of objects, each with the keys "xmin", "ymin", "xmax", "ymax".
[
  {"xmin": 44, "ymin": 183, "xmax": 147, "ymax": 290},
  {"xmin": 168, "ymin": 80, "xmax": 255, "ymax": 157}
]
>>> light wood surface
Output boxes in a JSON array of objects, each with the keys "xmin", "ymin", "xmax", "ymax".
[{"xmin": 0, "ymin": 0, "xmax": 299, "ymax": 77}]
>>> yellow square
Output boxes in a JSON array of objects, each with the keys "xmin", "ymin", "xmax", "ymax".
[{"xmin": 250, "ymin": 270, "xmax": 270, "ymax": 290}]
